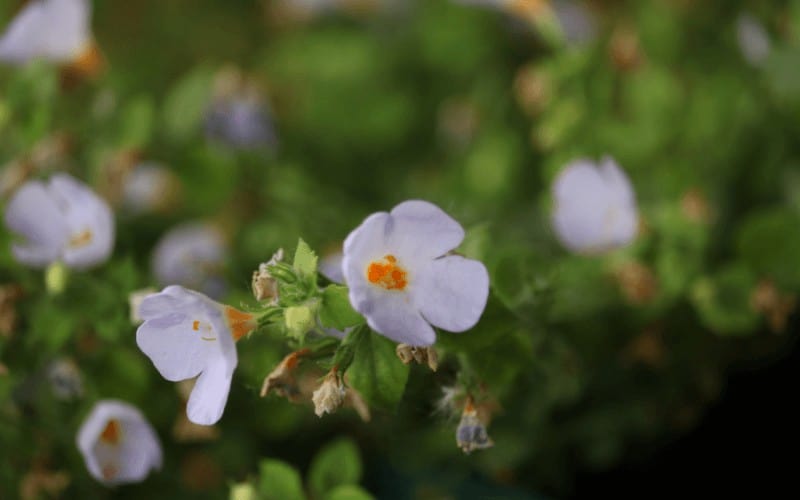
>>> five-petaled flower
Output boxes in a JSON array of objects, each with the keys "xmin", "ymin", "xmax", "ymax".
[
  {"xmin": 136, "ymin": 286, "xmax": 256, "ymax": 425},
  {"xmin": 342, "ymin": 200, "xmax": 489, "ymax": 346},
  {"xmin": 4, "ymin": 173, "xmax": 114, "ymax": 269},
  {"xmin": 0, "ymin": 0, "xmax": 101, "ymax": 73},
  {"xmin": 551, "ymin": 157, "xmax": 639, "ymax": 254},
  {"xmin": 76, "ymin": 399, "xmax": 162, "ymax": 485}
]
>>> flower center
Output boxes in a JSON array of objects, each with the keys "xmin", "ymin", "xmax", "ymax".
[
  {"xmin": 69, "ymin": 229, "xmax": 93, "ymax": 248},
  {"xmin": 99, "ymin": 419, "xmax": 121, "ymax": 445},
  {"xmin": 366, "ymin": 255, "xmax": 408, "ymax": 291}
]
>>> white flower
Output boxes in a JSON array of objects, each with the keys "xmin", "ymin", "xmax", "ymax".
[
  {"xmin": 205, "ymin": 90, "xmax": 276, "ymax": 150},
  {"xmin": 737, "ymin": 13, "xmax": 771, "ymax": 66},
  {"xmin": 342, "ymin": 200, "xmax": 489, "ymax": 346},
  {"xmin": 136, "ymin": 285, "xmax": 256, "ymax": 425},
  {"xmin": 76, "ymin": 399, "xmax": 162, "ymax": 485},
  {"xmin": 47, "ymin": 358, "xmax": 83, "ymax": 400},
  {"xmin": 151, "ymin": 222, "xmax": 227, "ymax": 298},
  {"xmin": 551, "ymin": 157, "xmax": 639, "ymax": 254},
  {"xmin": 121, "ymin": 162, "xmax": 180, "ymax": 215},
  {"xmin": 0, "ymin": 0, "xmax": 92, "ymax": 64},
  {"xmin": 3, "ymin": 173, "xmax": 114, "ymax": 269}
]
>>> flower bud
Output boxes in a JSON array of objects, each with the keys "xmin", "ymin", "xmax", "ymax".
[
  {"xmin": 260, "ymin": 349, "xmax": 308, "ymax": 400},
  {"xmin": 312, "ymin": 368, "xmax": 346, "ymax": 417},
  {"xmin": 285, "ymin": 305, "xmax": 315, "ymax": 339},
  {"xmin": 252, "ymin": 249, "xmax": 284, "ymax": 302},
  {"xmin": 395, "ymin": 344, "xmax": 438, "ymax": 371},
  {"xmin": 456, "ymin": 397, "xmax": 494, "ymax": 454},
  {"xmin": 45, "ymin": 261, "xmax": 68, "ymax": 295}
]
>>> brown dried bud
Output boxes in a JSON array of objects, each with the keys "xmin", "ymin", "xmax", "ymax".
[
  {"xmin": 514, "ymin": 64, "xmax": 551, "ymax": 117},
  {"xmin": 609, "ymin": 25, "xmax": 643, "ymax": 72},
  {"xmin": 456, "ymin": 397, "xmax": 494, "ymax": 454},
  {"xmin": 396, "ymin": 344, "xmax": 439, "ymax": 372},
  {"xmin": 260, "ymin": 349, "xmax": 309, "ymax": 400},
  {"xmin": 252, "ymin": 249, "xmax": 284, "ymax": 302},
  {"xmin": 750, "ymin": 280, "xmax": 796, "ymax": 334},
  {"xmin": 614, "ymin": 261, "xmax": 659, "ymax": 305},
  {"xmin": 0, "ymin": 284, "xmax": 23, "ymax": 339},
  {"xmin": 680, "ymin": 188, "xmax": 713, "ymax": 224},
  {"xmin": 312, "ymin": 368, "xmax": 346, "ymax": 417}
]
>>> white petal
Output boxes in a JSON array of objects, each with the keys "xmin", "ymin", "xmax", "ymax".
[
  {"xmin": 0, "ymin": 0, "xmax": 91, "ymax": 63},
  {"xmin": 186, "ymin": 355, "xmax": 235, "ymax": 425},
  {"xmin": 49, "ymin": 174, "xmax": 115, "ymax": 269},
  {"xmin": 737, "ymin": 14, "xmax": 771, "ymax": 66},
  {"xmin": 319, "ymin": 251, "xmax": 344, "ymax": 284},
  {"xmin": 136, "ymin": 286, "xmax": 231, "ymax": 382},
  {"xmin": 4, "ymin": 179, "xmax": 69, "ymax": 267},
  {"xmin": 415, "ymin": 255, "xmax": 489, "ymax": 332},
  {"xmin": 110, "ymin": 418, "xmax": 163, "ymax": 484},
  {"xmin": 387, "ymin": 200, "xmax": 465, "ymax": 261},
  {"xmin": 551, "ymin": 158, "xmax": 638, "ymax": 253},
  {"xmin": 349, "ymin": 285, "xmax": 436, "ymax": 346}
]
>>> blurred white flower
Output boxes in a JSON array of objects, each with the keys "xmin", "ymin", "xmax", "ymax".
[
  {"xmin": 342, "ymin": 200, "xmax": 489, "ymax": 346},
  {"xmin": 737, "ymin": 13, "xmax": 771, "ymax": 66},
  {"xmin": 136, "ymin": 285, "xmax": 256, "ymax": 425},
  {"xmin": 0, "ymin": 0, "xmax": 94, "ymax": 64},
  {"xmin": 121, "ymin": 162, "xmax": 180, "ymax": 215},
  {"xmin": 151, "ymin": 222, "xmax": 227, "ymax": 298},
  {"xmin": 76, "ymin": 399, "xmax": 162, "ymax": 485},
  {"xmin": 47, "ymin": 358, "xmax": 83, "ymax": 400},
  {"xmin": 551, "ymin": 157, "xmax": 639, "ymax": 254},
  {"xmin": 4, "ymin": 173, "xmax": 114, "ymax": 269},
  {"xmin": 553, "ymin": 0, "xmax": 596, "ymax": 46}
]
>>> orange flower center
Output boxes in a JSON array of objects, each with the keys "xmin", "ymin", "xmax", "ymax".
[
  {"xmin": 100, "ymin": 419, "xmax": 121, "ymax": 445},
  {"xmin": 69, "ymin": 229, "xmax": 93, "ymax": 248},
  {"xmin": 224, "ymin": 307, "xmax": 256, "ymax": 341},
  {"xmin": 366, "ymin": 255, "xmax": 408, "ymax": 291}
]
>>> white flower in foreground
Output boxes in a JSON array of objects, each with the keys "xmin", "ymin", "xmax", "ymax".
[
  {"xmin": 151, "ymin": 222, "xmax": 227, "ymax": 298},
  {"xmin": 737, "ymin": 13, "xmax": 771, "ymax": 66},
  {"xmin": 136, "ymin": 286, "xmax": 256, "ymax": 425},
  {"xmin": 76, "ymin": 399, "xmax": 162, "ymax": 485},
  {"xmin": 0, "ymin": 0, "xmax": 95, "ymax": 64},
  {"xmin": 551, "ymin": 157, "xmax": 639, "ymax": 254},
  {"xmin": 342, "ymin": 200, "xmax": 489, "ymax": 346},
  {"xmin": 4, "ymin": 173, "xmax": 114, "ymax": 269}
]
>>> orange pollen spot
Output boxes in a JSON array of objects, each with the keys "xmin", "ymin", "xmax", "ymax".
[
  {"xmin": 102, "ymin": 464, "xmax": 117, "ymax": 480},
  {"xmin": 69, "ymin": 229, "xmax": 93, "ymax": 248},
  {"xmin": 225, "ymin": 307, "xmax": 256, "ymax": 341},
  {"xmin": 366, "ymin": 254, "xmax": 408, "ymax": 291},
  {"xmin": 100, "ymin": 419, "xmax": 121, "ymax": 445},
  {"xmin": 192, "ymin": 320, "xmax": 200, "ymax": 331}
]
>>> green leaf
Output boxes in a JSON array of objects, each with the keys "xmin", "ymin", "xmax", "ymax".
[
  {"xmin": 119, "ymin": 95, "xmax": 155, "ymax": 149},
  {"xmin": 690, "ymin": 264, "xmax": 759, "ymax": 336},
  {"xmin": 319, "ymin": 285, "xmax": 363, "ymax": 330},
  {"xmin": 258, "ymin": 459, "xmax": 306, "ymax": 500},
  {"xmin": 162, "ymin": 66, "xmax": 214, "ymax": 141},
  {"xmin": 346, "ymin": 330, "xmax": 409, "ymax": 411},
  {"xmin": 737, "ymin": 208, "xmax": 800, "ymax": 288},
  {"xmin": 325, "ymin": 485, "xmax": 374, "ymax": 500},
  {"xmin": 294, "ymin": 238, "xmax": 318, "ymax": 276},
  {"xmin": 308, "ymin": 438, "xmax": 362, "ymax": 498}
]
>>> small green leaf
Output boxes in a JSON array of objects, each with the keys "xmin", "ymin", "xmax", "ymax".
[
  {"xmin": 347, "ymin": 330, "xmax": 409, "ymax": 411},
  {"xmin": 294, "ymin": 238, "xmax": 318, "ymax": 276},
  {"xmin": 309, "ymin": 438, "xmax": 362, "ymax": 497},
  {"xmin": 319, "ymin": 285, "xmax": 363, "ymax": 330},
  {"xmin": 325, "ymin": 485, "xmax": 374, "ymax": 500},
  {"xmin": 258, "ymin": 459, "xmax": 306, "ymax": 500},
  {"xmin": 690, "ymin": 264, "xmax": 759, "ymax": 336}
]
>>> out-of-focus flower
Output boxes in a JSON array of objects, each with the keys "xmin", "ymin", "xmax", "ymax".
[
  {"xmin": 121, "ymin": 162, "xmax": 182, "ymax": 215},
  {"xmin": 128, "ymin": 287, "xmax": 157, "ymax": 325},
  {"xmin": 0, "ymin": 0, "xmax": 103, "ymax": 79},
  {"xmin": 205, "ymin": 67, "xmax": 276, "ymax": 150},
  {"xmin": 47, "ymin": 358, "xmax": 84, "ymax": 400},
  {"xmin": 737, "ymin": 13, "xmax": 771, "ymax": 66},
  {"xmin": 252, "ymin": 249, "xmax": 284, "ymax": 302},
  {"xmin": 312, "ymin": 367, "xmax": 346, "ymax": 417},
  {"xmin": 4, "ymin": 173, "xmax": 114, "ymax": 269},
  {"xmin": 552, "ymin": 0, "xmax": 596, "ymax": 46},
  {"xmin": 342, "ymin": 200, "xmax": 489, "ymax": 346},
  {"xmin": 76, "ymin": 400, "xmax": 162, "ymax": 485},
  {"xmin": 455, "ymin": 396, "xmax": 494, "ymax": 454},
  {"xmin": 151, "ymin": 222, "xmax": 227, "ymax": 299},
  {"xmin": 136, "ymin": 286, "xmax": 256, "ymax": 425},
  {"xmin": 396, "ymin": 344, "xmax": 439, "ymax": 371},
  {"xmin": 19, "ymin": 465, "xmax": 70, "ymax": 500},
  {"xmin": 0, "ymin": 284, "xmax": 23, "ymax": 338},
  {"xmin": 551, "ymin": 157, "xmax": 639, "ymax": 254}
]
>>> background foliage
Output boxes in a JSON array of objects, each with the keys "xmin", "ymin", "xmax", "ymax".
[{"xmin": 1, "ymin": 0, "xmax": 800, "ymax": 497}]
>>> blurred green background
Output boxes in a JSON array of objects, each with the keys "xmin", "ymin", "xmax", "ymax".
[{"xmin": 1, "ymin": 0, "xmax": 800, "ymax": 498}]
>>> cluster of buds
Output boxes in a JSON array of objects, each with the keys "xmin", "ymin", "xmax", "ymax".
[{"xmin": 396, "ymin": 344, "xmax": 439, "ymax": 371}]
